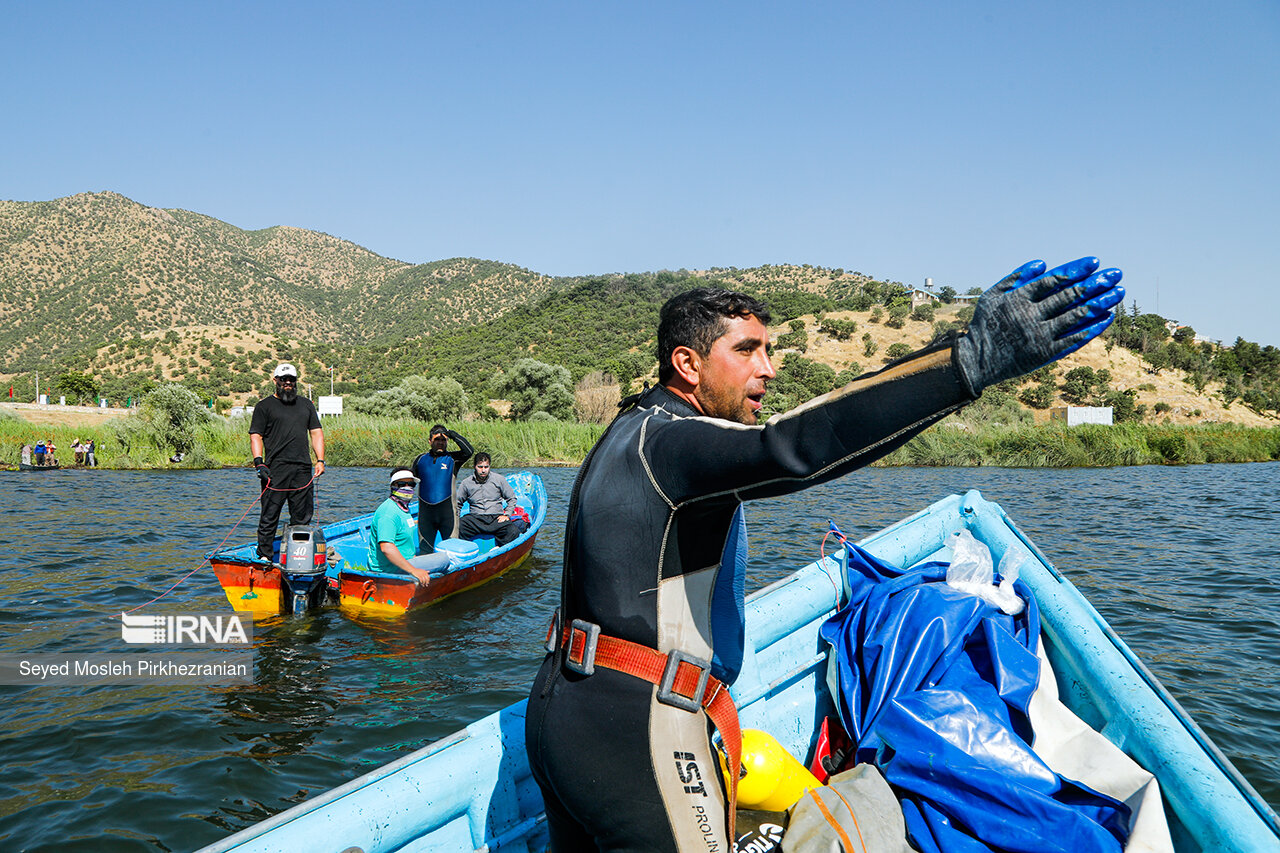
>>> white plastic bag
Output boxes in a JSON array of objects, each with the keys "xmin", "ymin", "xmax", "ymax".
[{"xmin": 945, "ymin": 530, "xmax": 1024, "ymax": 615}]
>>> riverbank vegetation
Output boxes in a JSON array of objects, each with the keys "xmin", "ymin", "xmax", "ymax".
[
  {"xmin": 3, "ymin": 403, "xmax": 1276, "ymax": 471},
  {"xmin": 0, "ymin": 407, "xmax": 606, "ymax": 470}
]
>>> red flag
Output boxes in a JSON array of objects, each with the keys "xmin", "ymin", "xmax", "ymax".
[{"xmin": 7, "ymin": 386, "xmax": 11, "ymax": 399}]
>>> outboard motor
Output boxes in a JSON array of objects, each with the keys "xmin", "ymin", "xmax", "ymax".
[{"xmin": 279, "ymin": 523, "xmax": 327, "ymax": 614}]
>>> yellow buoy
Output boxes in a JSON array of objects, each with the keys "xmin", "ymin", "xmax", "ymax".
[{"xmin": 724, "ymin": 729, "xmax": 823, "ymax": 812}]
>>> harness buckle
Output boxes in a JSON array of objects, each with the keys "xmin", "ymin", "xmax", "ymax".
[
  {"xmin": 563, "ymin": 619, "xmax": 601, "ymax": 676},
  {"xmin": 544, "ymin": 607, "xmax": 561, "ymax": 653},
  {"xmin": 658, "ymin": 649, "xmax": 711, "ymax": 713}
]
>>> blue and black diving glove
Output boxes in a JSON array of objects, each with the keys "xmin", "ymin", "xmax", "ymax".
[{"xmin": 954, "ymin": 257, "xmax": 1124, "ymax": 397}]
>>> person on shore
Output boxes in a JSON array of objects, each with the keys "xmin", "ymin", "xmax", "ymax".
[
  {"xmin": 86, "ymin": 439, "xmax": 97, "ymax": 467},
  {"xmin": 21, "ymin": 444, "xmax": 32, "ymax": 466},
  {"xmin": 73, "ymin": 439, "xmax": 84, "ymax": 466},
  {"xmin": 249, "ymin": 363, "xmax": 325, "ymax": 561},
  {"xmin": 367, "ymin": 468, "xmax": 449, "ymax": 585},
  {"xmin": 455, "ymin": 453, "xmax": 520, "ymax": 547},
  {"xmin": 410, "ymin": 424, "xmax": 474, "ymax": 552},
  {"xmin": 525, "ymin": 257, "xmax": 1124, "ymax": 851}
]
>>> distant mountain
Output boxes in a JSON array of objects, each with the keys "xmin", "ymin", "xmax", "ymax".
[
  {"xmin": 0, "ymin": 192, "xmax": 881, "ymax": 382},
  {"xmin": 8, "ymin": 192, "xmax": 1270, "ymax": 428},
  {"xmin": 0, "ymin": 192, "xmax": 557, "ymax": 369}
]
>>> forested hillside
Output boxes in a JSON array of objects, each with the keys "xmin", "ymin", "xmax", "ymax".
[{"xmin": 2, "ymin": 191, "xmax": 1278, "ymax": 429}]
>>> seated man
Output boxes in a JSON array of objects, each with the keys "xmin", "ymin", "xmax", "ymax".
[
  {"xmin": 455, "ymin": 453, "xmax": 521, "ymax": 547},
  {"xmin": 367, "ymin": 468, "xmax": 450, "ymax": 585}
]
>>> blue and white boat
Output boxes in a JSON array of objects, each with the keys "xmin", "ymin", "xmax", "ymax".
[{"xmin": 199, "ymin": 490, "xmax": 1280, "ymax": 852}]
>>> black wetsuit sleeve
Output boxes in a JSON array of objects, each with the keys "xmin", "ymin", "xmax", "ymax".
[
  {"xmin": 447, "ymin": 431, "xmax": 474, "ymax": 467},
  {"xmin": 647, "ymin": 342, "xmax": 975, "ymax": 504}
]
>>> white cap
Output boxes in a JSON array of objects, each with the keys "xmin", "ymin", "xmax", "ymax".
[
  {"xmin": 390, "ymin": 468, "xmax": 418, "ymax": 484},
  {"xmin": 273, "ymin": 362, "xmax": 298, "ymax": 378}
]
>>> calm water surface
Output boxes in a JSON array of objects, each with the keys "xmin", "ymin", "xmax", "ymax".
[{"xmin": 1, "ymin": 463, "xmax": 1277, "ymax": 851}]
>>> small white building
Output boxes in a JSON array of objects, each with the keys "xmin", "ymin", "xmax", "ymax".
[{"xmin": 1050, "ymin": 406, "xmax": 1113, "ymax": 426}]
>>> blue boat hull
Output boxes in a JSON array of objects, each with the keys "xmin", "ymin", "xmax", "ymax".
[{"xmin": 200, "ymin": 490, "xmax": 1280, "ymax": 852}]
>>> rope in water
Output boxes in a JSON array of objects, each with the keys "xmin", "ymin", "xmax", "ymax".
[{"xmin": 118, "ymin": 473, "xmax": 318, "ymax": 616}]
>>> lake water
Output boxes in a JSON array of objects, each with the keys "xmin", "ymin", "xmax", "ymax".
[{"xmin": 1, "ymin": 463, "xmax": 1277, "ymax": 851}]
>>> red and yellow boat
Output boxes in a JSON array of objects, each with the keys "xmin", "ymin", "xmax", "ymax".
[{"xmin": 209, "ymin": 471, "xmax": 546, "ymax": 617}]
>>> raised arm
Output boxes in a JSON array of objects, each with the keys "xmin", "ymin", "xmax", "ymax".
[
  {"xmin": 644, "ymin": 257, "xmax": 1122, "ymax": 506},
  {"xmin": 447, "ymin": 430, "xmax": 474, "ymax": 466}
]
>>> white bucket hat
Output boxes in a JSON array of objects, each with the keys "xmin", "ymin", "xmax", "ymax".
[{"xmin": 390, "ymin": 468, "xmax": 418, "ymax": 485}]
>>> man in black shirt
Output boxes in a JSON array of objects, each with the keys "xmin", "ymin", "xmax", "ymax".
[{"xmin": 249, "ymin": 363, "xmax": 326, "ymax": 560}]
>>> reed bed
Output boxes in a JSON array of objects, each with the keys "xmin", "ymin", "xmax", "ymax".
[{"xmin": 1, "ymin": 414, "xmax": 1275, "ymax": 470}]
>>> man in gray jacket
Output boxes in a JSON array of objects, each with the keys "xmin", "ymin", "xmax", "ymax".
[{"xmin": 455, "ymin": 452, "xmax": 520, "ymax": 546}]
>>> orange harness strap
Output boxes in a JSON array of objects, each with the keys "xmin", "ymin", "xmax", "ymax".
[{"xmin": 546, "ymin": 613, "xmax": 743, "ymax": 841}]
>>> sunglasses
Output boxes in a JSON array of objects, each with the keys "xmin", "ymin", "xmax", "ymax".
[{"xmin": 276, "ymin": 376, "xmax": 298, "ymax": 384}]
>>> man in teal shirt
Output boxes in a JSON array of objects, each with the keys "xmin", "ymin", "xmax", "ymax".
[{"xmin": 367, "ymin": 468, "xmax": 451, "ymax": 584}]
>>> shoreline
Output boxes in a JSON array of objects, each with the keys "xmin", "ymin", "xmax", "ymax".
[{"xmin": 5, "ymin": 412, "xmax": 1278, "ymax": 471}]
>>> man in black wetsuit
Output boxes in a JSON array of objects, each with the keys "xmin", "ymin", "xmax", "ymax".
[
  {"xmin": 249, "ymin": 363, "xmax": 326, "ymax": 561},
  {"xmin": 526, "ymin": 257, "xmax": 1125, "ymax": 852}
]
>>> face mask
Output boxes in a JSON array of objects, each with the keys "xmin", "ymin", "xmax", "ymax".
[{"xmin": 392, "ymin": 485, "xmax": 415, "ymax": 505}]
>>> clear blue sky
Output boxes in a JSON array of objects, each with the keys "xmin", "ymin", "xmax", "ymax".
[{"xmin": 4, "ymin": 1, "xmax": 1277, "ymax": 346}]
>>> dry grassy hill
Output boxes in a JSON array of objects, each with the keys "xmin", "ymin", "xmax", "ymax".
[
  {"xmin": 769, "ymin": 304, "xmax": 1276, "ymax": 428},
  {"xmin": 0, "ymin": 192, "xmax": 557, "ymax": 370}
]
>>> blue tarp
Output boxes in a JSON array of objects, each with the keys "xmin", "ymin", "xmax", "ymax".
[{"xmin": 818, "ymin": 534, "xmax": 1130, "ymax": 853}]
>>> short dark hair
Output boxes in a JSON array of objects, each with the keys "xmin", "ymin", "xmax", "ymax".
[
  {"xmin": 430, "ymin": 424, "xmax": 448, "ymax": 436},
  {"xmin": 474, "ymin": 452, "xmax": 491, "ymax": 465},
  {"xmin": 656, "ymin": 288, "xmax": 771, "ymax": 384}
]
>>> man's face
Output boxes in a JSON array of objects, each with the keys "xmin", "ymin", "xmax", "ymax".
[
  {"xmin": 474, "ymin": 460, "xmax": 490, "ymax": 481},
  {"xmin": 275, "ymin": 375, "xmax": 298, "ymax": 402},
  {"xmin": 694, "ymin": 314, "xmax": 775, "ymax": 425},
  {"xmin": 430, "ymin": 432, "xmax": 447, "ymax": 450}
]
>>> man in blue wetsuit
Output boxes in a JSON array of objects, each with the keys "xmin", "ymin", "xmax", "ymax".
[
  {"xmin": 526, "ymin": 258, "xmax": 1125, "ymax": 852},
  {"xmin": 410, "ymin": 425, "xmax": 474, "ymax": 552}
]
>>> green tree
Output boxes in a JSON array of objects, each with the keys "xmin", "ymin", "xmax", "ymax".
[
  {"xmin": 765, "ymin": 354, "xmax": 838, "ymax": 416},
  {"xmin": 817, "ymin": 317, "xmax": 857, "ymax": 341},
  {"xmin": 1103, "ymin": 388, "xmax": 1143, "ymax": 422},
  {"xmin": 55, "ymin": 372, "xmax": 99, "ymax": 405},
  {"xmin": 776, "ymin": 320, "xmax": 809, "ymax": 352},
  {"xmin": 348, "ymin": 376, "xmax": 468, "ymax": 421},
  {"xmin": 139, "ymin": 383, "xmax": 212, "ymax": 455},
  {"xmin": 1143, "ymin": 347, "xmax": 1172, "ymax": 376},
  {"xmin": 884, "ymin": 342, "xmax": 913, "ymax": 362},
  {"xmin": 494, "ymin": 358, "xmax": 575, "ymax": 421}
]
